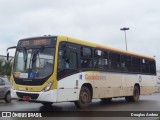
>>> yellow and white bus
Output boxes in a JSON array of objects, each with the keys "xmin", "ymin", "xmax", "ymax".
[{"xmin": 8, "ymin": 36, "xmax": 156, "ymax": 108}]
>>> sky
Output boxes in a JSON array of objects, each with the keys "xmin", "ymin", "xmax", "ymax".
[{"xmin": 0, "ymin": 0, "xmax": 160, "ymax": 69}]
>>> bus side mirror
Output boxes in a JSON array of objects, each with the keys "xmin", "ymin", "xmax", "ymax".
[
  {"xmin": 6, "ymin": 46, "xmax": 17, "ymax": 61},
  {"xmin": 7, "ymin": 52, "xmax": 9, "ymax": 61}
]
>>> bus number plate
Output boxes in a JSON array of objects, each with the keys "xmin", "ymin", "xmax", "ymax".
[{"xmin": 23, "ymin": 96, "xmax": 31, "ymax": 101}]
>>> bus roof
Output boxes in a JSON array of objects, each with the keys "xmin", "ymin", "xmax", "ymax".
[{"xmin": 60, "ymin": 36, "xmax": 155, "ymax": 60}]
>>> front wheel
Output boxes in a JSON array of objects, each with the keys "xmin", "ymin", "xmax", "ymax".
[
  {"xmin": 125, "ymin": 86, "xmax": 140, "ymax": 102},
  {"xmin": 74, "ymin": 86, "xmax": 91, "ymax": 108},
  {"xmin": 4, "ymin": 92, "xmax": 12, "ymax": 103}
]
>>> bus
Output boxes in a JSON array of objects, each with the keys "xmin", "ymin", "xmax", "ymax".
[{"xmin": 8, "ymin": 35, "xmax": 157, "ymax": 108}]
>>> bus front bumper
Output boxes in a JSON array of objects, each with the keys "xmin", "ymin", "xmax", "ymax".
[{"xmin": 11, "ymin": 88, "xmax": 57, "ymax": 102}]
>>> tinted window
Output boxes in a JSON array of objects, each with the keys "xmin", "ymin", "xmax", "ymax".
[
  {"xmin": 149, "ymin": 60, "xmax": 156, "ymax": 75},
  {"xmin": 69, "ymin": 51, "xmax": 77, "ymax": 69},
  {"xmin": 58, "ymin": 50, "xmax": 68, "ymax": 71},
  {"xmin": 81, "ymin": 47, "xmax": 92, "ymax": 57},
  {"xmin": 103, "ymin": 51, "xmax": 109, "ymax": 71},
  {"xmin": 109, "ymin": 52, "xmax": 120, "ymax": 71},
  {"xmin": 81, "ymin": 58, "xmax": 93, "ymax": 68},
  {"xmin": 94, "ymin": 50, "xmax": 102, "ymax": 58},
  {"xmin": 132, "ymin": 57, "xmax": 141, "ymax": 73},
  {"xmin": 57, "ymin": 42, "xmax": 79, "ymax": 80},
  {"xmin": 142, "ymin": 59, "xmax": 149, "ymax": 74},
  {"xmin": 121, "ymin": 55, "xmax": 132, "ymax": 72},
  {"xmin": 94, "ymin": 50, "xmax": 103, "ymax": 69},
  {"xmin": 81, "ymin": 47, "xmax": 93, "ymax": 68}
]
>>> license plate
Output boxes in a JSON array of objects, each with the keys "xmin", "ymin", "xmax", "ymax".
[{"xmin": 22, "ymin": 96, "xmax": 31, "ymax": 101}]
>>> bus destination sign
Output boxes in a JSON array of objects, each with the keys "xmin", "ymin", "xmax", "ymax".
[{"xmin": 19, "ymin": 39, "xmax": 52, "ymax": 47}]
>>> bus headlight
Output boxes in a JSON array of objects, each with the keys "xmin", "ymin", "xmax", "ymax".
[{"xmin": 42, "ymin": 82, "xmax": 53, "ymax": 92}]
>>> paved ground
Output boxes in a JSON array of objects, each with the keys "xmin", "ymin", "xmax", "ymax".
[{"xmin": 0, "ymin": 93, "xmax": 160, "ymax": 120}]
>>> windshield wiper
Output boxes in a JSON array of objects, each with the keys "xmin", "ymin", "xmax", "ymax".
[
  {"xmin": 28, "ymin": 46, "xmax": 44, "ymax": 71},
  {"xmin": 20, "ymin": 47, "xmax": 28, "ymax": 70},
  {"xmin": 32, "ymin": 46, "xmax": 44, "ymax": 62}
]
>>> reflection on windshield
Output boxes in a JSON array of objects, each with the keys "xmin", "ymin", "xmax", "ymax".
[{"xmin": 14, "ymin": 47, "xmax": 55, "ymax": 79}]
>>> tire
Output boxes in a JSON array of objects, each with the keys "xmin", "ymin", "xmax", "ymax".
[
  {"xmin": 101, "ymin": 98, "xmax": 112, "ymax": 103},
  {"xmin": 41, "ymin": 102, "xmax": 53, "ymax": 106},
  {"xmin": 125, "ymin": 86, "xmax": 140, "ymax": 102},
  {"xmin": 74, "ymin": 86, "xmax": 91, "ymax": 108},
  {"xmin": 4, "ymin": 92, "xmax": 12, "ymax": 103}
]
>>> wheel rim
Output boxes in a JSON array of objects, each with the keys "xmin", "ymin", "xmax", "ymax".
[
  {"xmin": 80, "ymin": 91, "xmax": 89, "ymax": 104},
  {"xmin": 7, "ymin": 93, "xmax": 11, "ymax": 101}
]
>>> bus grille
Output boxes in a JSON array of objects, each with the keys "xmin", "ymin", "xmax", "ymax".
[
  {"xmin": 16, "ymin": 92, "xmax": 39, "ymax": 99},
  {"xmin": 14, "ymin": 78, "xmax": 47, "ymax": 86}
]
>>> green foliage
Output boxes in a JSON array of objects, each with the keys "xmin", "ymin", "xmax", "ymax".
[
  {"xmin": 0, "ymin": 59, "xmax": 3, "ymax": 74},
  {"xmin": 0, "ymin": 58, "xmax": 12, "ymax": 76}
]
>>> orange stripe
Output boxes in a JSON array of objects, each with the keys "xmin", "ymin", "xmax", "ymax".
[{"xmin": 96, "ymin": 46, "xmax": 154, "ymax": 60}]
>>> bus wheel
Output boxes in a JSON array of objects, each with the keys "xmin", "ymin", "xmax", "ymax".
[
  {"xmin": 74, "ymin": 86, "xmax": 91, "ymax": 108},
  {"xmin": 41, "ymin": 102, "xmax": 53, "ymax": 106},
  {"xmin": 125, "ymin": 86, "xmax": 140, "ymax": 102},
  {"xmin": 4, "ymin": 92, "xmax": 12, "ymax": 103},
  {"xmin": 101, "ymin": 98, "xmax": 112, "ymax": 103}
]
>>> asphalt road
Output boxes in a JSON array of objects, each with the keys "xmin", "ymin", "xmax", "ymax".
[{"xmin": 0, "ymin": 93, "xmax": 160, "ymax": 120}]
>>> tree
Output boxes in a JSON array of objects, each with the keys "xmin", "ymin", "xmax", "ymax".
[
  {"xmin": 0, "ymin": 58, "xmax": 13, "ymax": 76},
  {"xmin": 3, "ymin": 59, "xmax": 12, "ymax": 76},
  {"xmin": 0, "ymin": 59, "xmax": 4, "ymax": 76}
]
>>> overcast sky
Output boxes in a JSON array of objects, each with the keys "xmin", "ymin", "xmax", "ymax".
[{"xmin": 0, "ymin": 0, "xmax": 160, "ymax": 69}]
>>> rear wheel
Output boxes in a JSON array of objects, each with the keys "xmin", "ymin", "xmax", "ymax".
[
  {"xmin": 125, "ymin": 86, "xmax": 140, "ymax": 102},
  {"xmin": 41, "ymin": 102, "xmax": 53, "ymax": 106},
  {"xmin": 4, "ymin": 92, "xmax": 12, "ymax": 103},
  {"xmin": 74, "ymin": 86, "xmax": 91, "ymax": 108}
]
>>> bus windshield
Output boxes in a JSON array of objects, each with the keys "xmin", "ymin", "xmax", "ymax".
[{"xmin": 13, "ymin": 47, "xmax": 55, "ymax": 79}]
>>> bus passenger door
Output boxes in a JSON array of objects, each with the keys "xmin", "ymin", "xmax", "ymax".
[{"xmin": 57, "ymin": 42, "xmax": 80, "ymax": 102}]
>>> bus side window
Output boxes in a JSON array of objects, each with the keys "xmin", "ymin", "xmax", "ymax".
[
  {"xmin": 121, "ymin": 55, "xmax": 131, "ymax": 72},
  {"xmin": 142, "ymin": 59, "xmax": 149, "ymax": 74},
  {"xmin": 58, "ymin": 50, "xmax": 67, "ymax": 71},
  {"xmin": 69, "ymin": 51, "xmax": 77, "ymax": 69},
  {"xmin": 94, "ymin": 49, "xmax": 103, "ymax": 69},
  {"xmin": 109, "ymin": 52, "xmax": 120, "ymax": 71},
  {"xmin": 132, "ymin": 57, "xmax": 141, "ymax": 73},
  {"xmin": 58, "ymin": 50, "xmax": 78, "ymax": 71},
  {"xmin": 103, "ymin": 51, "xmax": 108, "ymax": 71},
  {"xmin": 81, "ymin": 47, "xmax": 93, "ymax": 68},
  {"xmin": 149, "ymin": 60, "xmax": 156, "ymax": 75}
]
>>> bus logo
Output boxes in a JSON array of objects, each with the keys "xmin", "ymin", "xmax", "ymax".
[{"xmin": 85, "ymin": 74, "xmax": 107, "ymax": 80}]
